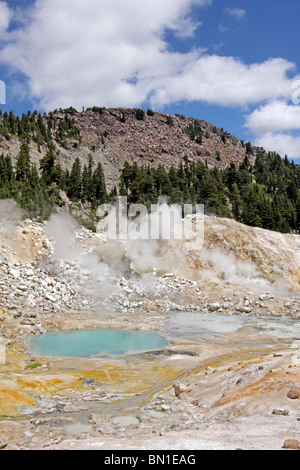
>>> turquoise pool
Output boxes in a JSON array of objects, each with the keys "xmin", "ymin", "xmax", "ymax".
[{"xmin": 30, "ymin": 329, "xmax": 168, "ymax": 358}]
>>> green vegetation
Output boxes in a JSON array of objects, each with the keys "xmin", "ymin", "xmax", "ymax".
[
  {"xmin": 185, "ymin": 119, "xmax": 203, "ymax": 145},
  {"xmin": 134, "ymin": 108, "xmax": 145, "ymax": 121},
  {"xmin": 0, "ymin": 140, "xmax": 108, "ymax": 220},
  {"xmin": 0, "ymin": 108, "xmax": 299, "ymax": 234},
  {"xmin": 0, "ymin": 109, "xmax": 81, "ymax": 148},
  {"xmin": 118, "ymin": 153, "xmax": 300, "ymax": 233}
]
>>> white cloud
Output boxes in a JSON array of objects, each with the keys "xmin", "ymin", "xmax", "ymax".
[
  {"xmin": 0, "ymin": 1, "xmax": 12, "ymax": 35},
  {"xmin": 244, "ymin": 100, "xmax": 300, "ymax": 161},
  {"xmin": 148, "ymin": 56, "xmax": 296, "ymax": 108},
  {"xmin": 0, "ymin": 0, "xmax": 297, "ymax": 113},
  {"xmin": 224, "ymin": 7, "xmax": 246, "ymax": 20},
  {"xmin": 1, "ymin": 0, "xmax": 300, "ymax": 161},
  {"xmin": 0, "ymin": 0, "xmax": 213, "ymax": 110},
  {"xmin": 253, "ymin": 132, "xmax": 300, "ymax": 161},
  {"xmin": 245, "ymin": 101, "xmax": 300, "ymax": 135}
]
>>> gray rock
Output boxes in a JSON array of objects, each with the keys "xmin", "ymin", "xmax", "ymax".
[
  {"xmin": 173, "ymin": 383, "xmax": 189, "ymax": 397},
  {"xmin": 259, "ymin": 294, "xmax": 273, "ymax": 301},
  {"xmin": 209, "ymin": 301, "xmax": 221, "ymax": 312},
  {"xmin": 222, "ymin": 302, "xmax": 233, "ymax": 309},
  {"xmin": 272, "ymin": 409, "xmax": 289, "ymax": 416},
  {"xmin": 235, "ymin": 305, "xmax": 252, "ymax": 313},
  {"xmin": 45, "ymin": 294, "xmax": 57, "ymax": 302}
]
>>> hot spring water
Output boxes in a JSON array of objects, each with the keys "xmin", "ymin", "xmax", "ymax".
[
  {"xmin": 30, "ymin": 312, "xmax": 300, "ymax": 359},
  {"xmin": 30, "ymin": 329, "xmax": 168, "ymax": 358}
]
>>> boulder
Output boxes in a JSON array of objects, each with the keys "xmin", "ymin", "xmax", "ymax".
[
  {"xmin": 287, "ymin": 389, "xmax": 299, "ymax": 399},
  {"xmin": 272, "ymin": 409, "xmax": 289, "ymax": 416},
  {"xmin": 173, "ymin": 383, "xmax": 188, "ymax": 397},
  {"xmin": 283, "ymin": 439, "xmax": 300, "ymax": 450},
  {"xmin": 209, "ymin": 301, "xmax": 221, "ymax": 312}
]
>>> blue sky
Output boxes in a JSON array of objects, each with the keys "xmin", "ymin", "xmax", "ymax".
[{"xmin": 1, "ymin": 0, "xmax": 300, "ymax": 161}]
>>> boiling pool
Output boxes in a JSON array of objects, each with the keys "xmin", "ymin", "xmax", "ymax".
[{"xmin": 30, "ymin": 329, "xmax": 168, "ymax": 358}]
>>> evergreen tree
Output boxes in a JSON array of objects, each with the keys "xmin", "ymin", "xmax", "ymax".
[
  {"xmin": 40, "ymin": 143, "xmax": 56, "ymax": 186},
  {"xmin": 15, "ymin": 141, "xmax": 31, "ymax": 182},
  {"xmin": 155, "ymin": 164, "xmax": 170, "ymax": 195},
  {"xmin": 128, "ymin": 163, "xmax": 142, "ymax": 203},
  {"xmin": 81, "ymin": 165, "xmax": 89, "ymax": 202},
  {"xmin": 68, "ymin": 157, "xmax": 82, "ymax": 200},
  {"xmin": 259, "ymin": 195, "xmax": 273, "ymax": 230},
  {"xmin": 92, "ymin": 162, "xmax": 107, "ymax": 203},
  {"xmin": 119, "ymin": 177, "xmax": 127, "ymax": 197},
  {"xmin": 229, "ymin": 182, "xmax": 242, "ymax": 220},
  {"xmin": 85, "ymin": 154, "xmax": 96, "ymax": 201},
  {"xmin": 142, "ymin": 167, "xmax": 157, "ymax": 204},
  {"xmin": 242, "ymin": 186, "xmax": 262, "ymax": 227}
]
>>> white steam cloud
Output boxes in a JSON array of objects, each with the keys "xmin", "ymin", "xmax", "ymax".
[
  {"xmin": 0, "ymin": 203, "xmax": 290, "ymax": 313},
  {"xmin": 0, "ymin": 199, "xmax": 24, "ymax": 239},
  {"xmin": 44, "ymin": 209, "xmax": 291, "ymax": 305},
  {"xmin": 200, "ymin": 246, "xmax": 291, "ymax": 296}
]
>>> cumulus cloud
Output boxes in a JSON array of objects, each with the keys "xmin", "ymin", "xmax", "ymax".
[
  {"xmin": 0, "ymin": 0, "xmax": 297, "ymax": 113},
  {"xmin": 148, "ymin": 56, "xmax": 296, "ymax": 108},
  {"xmin": 1, "ymin": 0, "xmax": 300, "ymax": 161},
  {"xmin": 0, "ymin": 1, "xmax": 12, "ymax": 35},
  {"xmin": 244, "ymin": 99, "xmax": 300, "ymax": 161},
  {"xmin": 0, "ymin": 0, "xmax": 212, "ymax": 109},
  {"xmin": 245, "ymin": 101, "xmax": 300, "ymax": 135},
  {"xmin": 253, "ymin": 132, "xmax": 300, "ymax": 161}
]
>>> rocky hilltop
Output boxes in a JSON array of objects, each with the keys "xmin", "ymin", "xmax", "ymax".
[{"xmin": 0, "ymin": 107, "xmax": 264, "ymax": 190}]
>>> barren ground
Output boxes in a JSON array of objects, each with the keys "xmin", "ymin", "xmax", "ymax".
[{"xmin": 0, "ymin": 210, "xmax": 299, "ymax": 451}]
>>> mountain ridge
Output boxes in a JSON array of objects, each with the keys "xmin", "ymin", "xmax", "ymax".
[
  {"xmin": 1, "ymin": 105, "xmax": 299, "ymax": 235},
  {"xmin": 0, "ymin": 106, "xmax": 265, "ymax": 190}
]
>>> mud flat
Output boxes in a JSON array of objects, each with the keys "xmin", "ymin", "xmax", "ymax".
[{"xmin": 0, "ymin": 306, "xmax": 299, "ymax": 451}]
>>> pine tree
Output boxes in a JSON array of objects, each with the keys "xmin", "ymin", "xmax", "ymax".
[
  {"xmin": 121, "ymin": 161, "xmax": 132, "ymax": 194},
  {"xmin": 85, "ymin": 154, "xmax": 96, "ymax": 201},
  {"xmin": 287, "ymin": 177, "xmax": 298, "ymax": 202},
  {"xmin": 119, "ymin": 177, "xmax": 127, "ymax": 197},
  {"xmin": 93, "ymin": 162, "xmax": 107, "ymax": 203},
  {"xmin": 242, "ymin": 186, "xmax": 262, "ymax": 227},
  {"xmin": 15, "ymin": 141, "xmax": 31, "ymax": 182},
  {"xmin": 81, "ymin": 165, "xmax": 89, "ymax": 202},
  {"xmin": 168, "ymin": 166, "xmax": 179, "ymax": 188},
  {"xmin": 53, "ymin": 163, "xmax": 65, "ymax": 189},
  {"xmin": 155, "ymin": 164, "xmax": 170, "ymax": 196},
  {"xmin": 176, "ymin": 162, "xmax": 186, "ymax": 191},
  {"xmin": 68, "ymin": 157, "xmax": 82, "ymax": 200},
  {"xmin": 40, "ymin": 143, "xmax": 56, "ymax": 186},
  {"xmin": 142, "ymin": 167, "xmax": 157, "ymax": 204},
  {"xmin": 230, "ymin": 182, "xmax": 242, "ymax": 220}
]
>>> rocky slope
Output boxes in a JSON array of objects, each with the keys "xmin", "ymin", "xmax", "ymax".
[
  {"xmin": 0, "ymin": 108, "xmax": 264, "ymax": 190},
  {"xmin": 0, "ymin": 206, "xmax": 299, "ymax": 450},
  {"xmin": 0, "ymin": 206, "xmax": 299, "ymax": 322}
]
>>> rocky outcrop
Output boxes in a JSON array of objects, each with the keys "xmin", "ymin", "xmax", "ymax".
[{"xmin": 0, "ymin": 108, "xmax": 264, "ymax": 190}]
